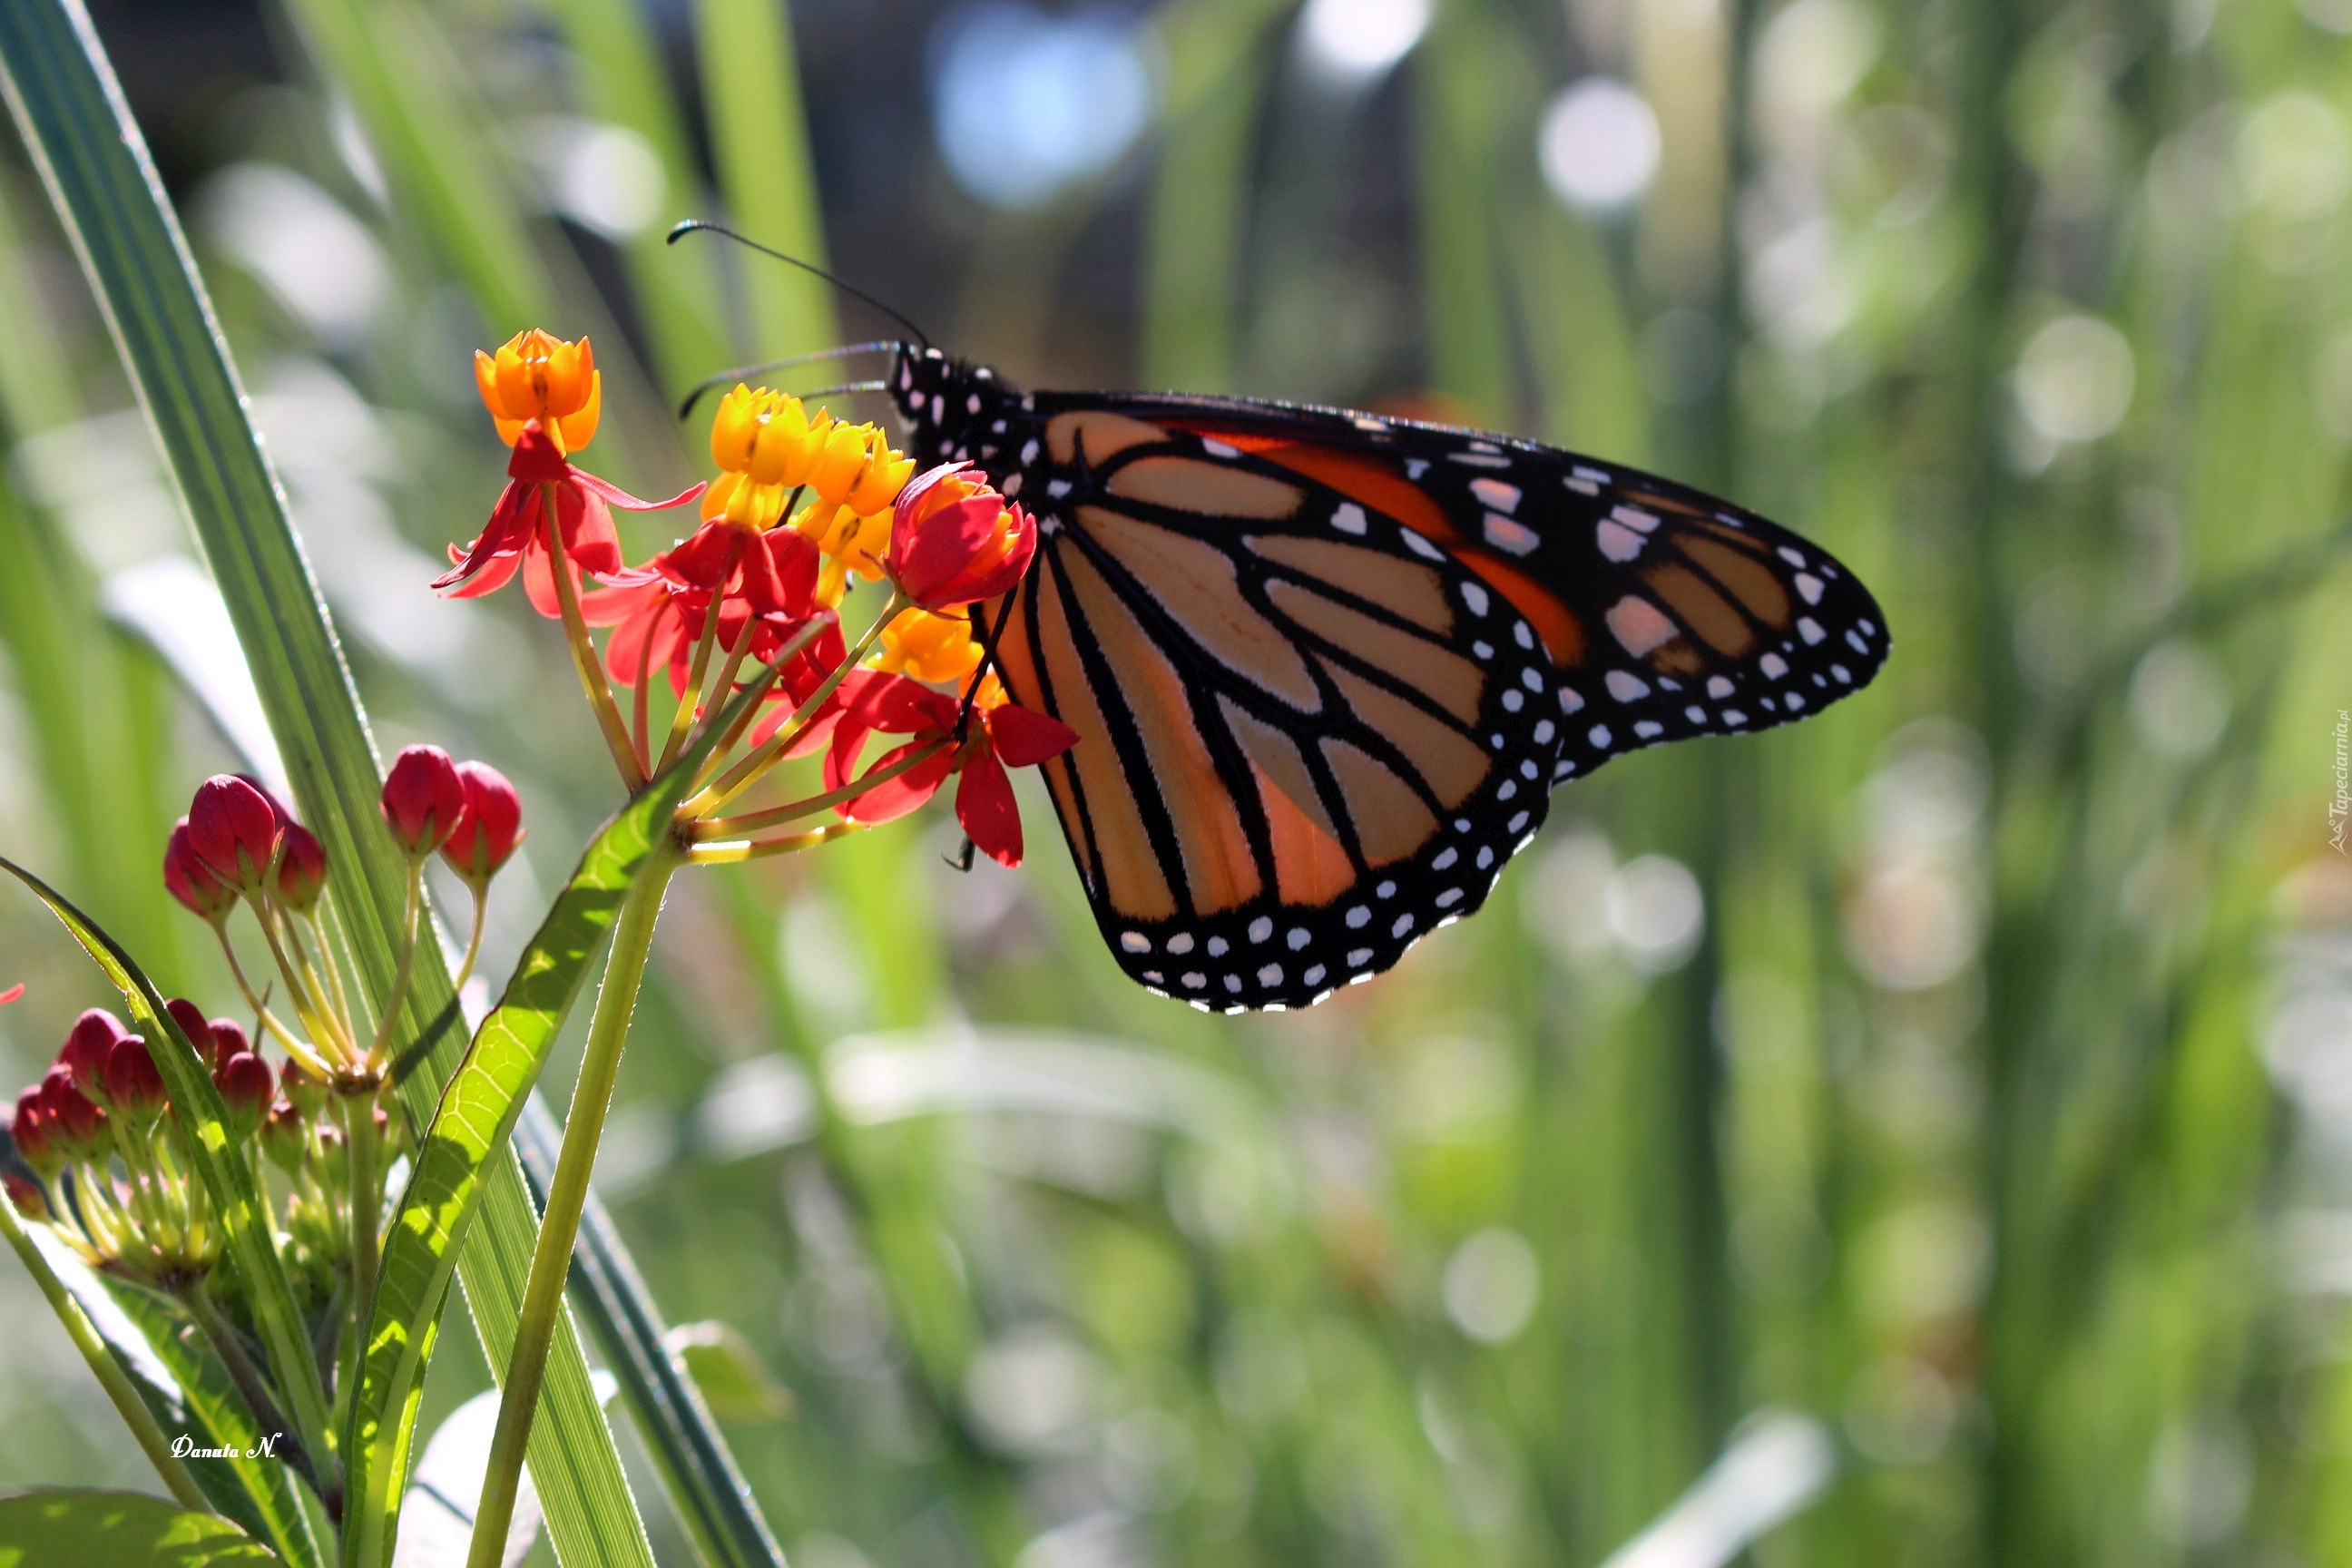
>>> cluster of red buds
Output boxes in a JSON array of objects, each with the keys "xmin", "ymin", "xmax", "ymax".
[
  {"xmin": 160, "ymin": 754, "xmax": 522, "ymax": 1090},
  {"xmin": 4, "ymin": 1006, "xmax": 240, "ymax": 1288}
]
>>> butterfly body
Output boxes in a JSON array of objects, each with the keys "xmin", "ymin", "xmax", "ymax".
[{"xmin": 886, "ymin": 346, "xmax": 1888, "ymax": 1011}]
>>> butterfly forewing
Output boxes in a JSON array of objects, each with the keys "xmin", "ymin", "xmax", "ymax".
[{"xmin": 887, "ymin": 347, "xmax": 1888, "ymax": 1013}]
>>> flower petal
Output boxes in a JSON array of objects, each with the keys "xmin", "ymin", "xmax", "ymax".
[
  {"xmin": 842, "ymin": 742, "xmax": 956, "ymax": 825},
  {"xmin": 985, "ymin": 703, "xmax": 1080, "ymax": 768},
  {"xmin": 954, "ymin": 751, "xmax": 1024, "ymax": 866}
]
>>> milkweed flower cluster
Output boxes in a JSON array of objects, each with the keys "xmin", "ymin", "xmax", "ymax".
[{"xmin": 434, "ymin": 331, "xmax": 1073, "ymax": 867}]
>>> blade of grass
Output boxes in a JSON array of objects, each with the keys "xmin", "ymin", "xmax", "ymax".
[
  {"xmin": 1140, "ymin": 0, "xmax": 1294, "ymax": 392},
  {"xmin": 691, "ymin": 0, "xmax": 835, "ymax": 356},
  {"xmin": 0, "ymin": 6, "xmax": 655, "ymax": 1564}
]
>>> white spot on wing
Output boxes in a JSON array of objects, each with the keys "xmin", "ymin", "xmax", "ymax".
[
  {"xmin": 1597, "ymin": 520, "xmax": 1644, "ymax": 562},
  {"xmin": 1605, "ymin": 670, "xmax": 1650, "ymax": 701},
  {"xmin": 1605, "ymin": 595, "xmax": 1677, "ymax": 657},
  {"xmin": 1403, "ymin": 531, "xmax": 1445, "ymax": 561},
  {"xmin": 1470, "ymin": 477, "xmax": 1522, "ymax": 513},
  {"xmin": 1120, "ymin": 932, "xmax": 1151, "ymax": 954},
  {"xmin": 1331, "ymin": 502, "xmax": 1368, "ymax": 534},
  {"xmin": 1484, "ymin": 514, "xmax": 1541, "ymax": 555},
  {"xmin": 1796, "ymin": 573, "xmax": 1824, "ymax": 604},
  {"xmin": 1797, "ymin": 617, "xmax": 1826, "ymax": 644},
  {"xmin": 1760, "ymin": 652, "xmax": 1788, "ymax": 678},
  {"xmin": 1461, "ymin": 581, "xmax": 1490, "ymax": 615}
]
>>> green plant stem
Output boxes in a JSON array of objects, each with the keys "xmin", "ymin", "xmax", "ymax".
[
  {"xmin": 545, "ymin": 480, "xmax": 648, "ymax": 792},
  {"xmin": 362, "ymin": 864, "xmax": 422, "ymax": 1070},
  {"xmin": 0, "ymin": 1193, "xmax": 211, "ymax": 1514},
  {"xmin": 686, "ymin": 589, "xmax": 905, "ymax": 814},
  {"xmin": 691, "ymin": 736, "xmax": 953, "ymax": 838},
  {"xmin": 345, "ymin": 1090, "xmax": 380, "ymax": 1336},
  {"xmin": 660, "ymin": 546, "xmax": 733, "ymax": 773},
  {"xmin": 465, "ymin": 844, "xmax": 680, "ymax": 1568}
]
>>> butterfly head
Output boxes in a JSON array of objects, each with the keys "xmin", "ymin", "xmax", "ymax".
[{"xmin": 887, "ymin": 343, "xmax": 1030, "ymax": 471}]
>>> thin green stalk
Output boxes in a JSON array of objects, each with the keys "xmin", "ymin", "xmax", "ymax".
[
  {"xmin": 545, "ymin": 481, "xmax": 649, "ymax": 790},
  {"xmin": 465, "ymin": 846, "xmax": 680, "ymax": 1568},
  {"xmin": 0, "ymin": 1191, "xmax": 211, "ymax": 1514},
  {"xmin": 345, "ymin": 1091, "xmax": 380, "ymax": 1339},
  {"xmin": 361, "ymin": 865, "xmax": 422, "ymax": 1070},
  {"xmin": 687, "ymin": 589, "xmax": 905, "ymax": 813},
  {"xmin": 692, "ymin": 736, "xmax": 953, "ymax": 838},
  {"xmin": 661, "ymin": 550, "xmax": 735, "ymax": 772}
]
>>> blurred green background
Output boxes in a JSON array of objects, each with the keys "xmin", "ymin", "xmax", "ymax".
[{"xmin": 4, "ymin": 0, "xmax": 2352, "ymax": 1563}]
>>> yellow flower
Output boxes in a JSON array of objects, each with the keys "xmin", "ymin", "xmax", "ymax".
[
  {"xmin": 873, "ymin": 607, "xmax": 984, "ymax": 684},
  {"xmin": 475, "ymin": 328, "xmax": 601, "ymax": 453},
  {"xmin": 703, "ymin": 387, "xmax": 914, "ymax": 541}
]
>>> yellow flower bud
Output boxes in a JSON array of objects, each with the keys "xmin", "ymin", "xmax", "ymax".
[
  {"xmin": 808, "ymin": 420, "xmax": 874, "ymax": 505},
  {"xmin": 475, "ymin": 328, "xmax": 601, "ymax": 452},
  {"xmin": 845, "ymin": 430, "xmax": 916, "ymax": 515},
  {"xmin": 876, "ymin": 608, "xmax": 984, "ymax": 683}
]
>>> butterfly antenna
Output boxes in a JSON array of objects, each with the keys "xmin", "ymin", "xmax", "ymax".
[
  {"xmin": 674, "ymin": 342, "xmax": 897, "ymax": 421},
  {"xmin": 669, "ymin": 219, "xmax": 932, "ymax": 348}
]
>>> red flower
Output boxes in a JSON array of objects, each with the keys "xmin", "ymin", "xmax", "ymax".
[
  {"xmin": 432, "ymin": 422, "xmax": 701, "ymax": 612},
  {"xmin": 40, "ymin": 1067, "xmax": 107, "ymax": 1161},
  {"xmin": 381, "ymin": 745, "xmax": 467, "ymax": 858},
  {"xmin": 888, "ymin": 463, "xmax": 1036, "ymax": 609},
  {"xmin": 444, "ymin": 762, "xmax": 525, "ymax": 884},
  {"xmin": 187, "ymin": 776, "xmax": 282, "ymax": 892},
  {"xmin": 593, "ymin": 521, "xmax": 828, "ymax": 697},
  {"xmin": 823, "ymin": 673, "xmax": 1076, "ymax": 867}
]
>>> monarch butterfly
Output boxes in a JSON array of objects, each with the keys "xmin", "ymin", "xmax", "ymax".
[{"xmin": 866, "ymin": 344, "xmax": 1888, "ymax": 1013}]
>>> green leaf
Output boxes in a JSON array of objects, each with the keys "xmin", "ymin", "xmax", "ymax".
[
  {"xmin": 13, "ymin": 1223, "xmax": 324, "ymax": 1567},
  {"xmin": 345, "ymin": 673, "xmax": 762, "ymax": 1568},
  {"xmin": 690, "ymin": 0, "xmax": 835, "ymax": 356},
  {"xmin": 0, "ymin": 5, "xmax": 656, "ymax": 1566},
  {"xmin": 98, "ymin": 1277, "xmax": 328, "ymax": 1568},
  {"xmin": 0, "ymin": 1491, "xmax": 281, "ymax": 1567},
  {"xmin": 0, "ymin": 857, "xmax": 338, "ymax": 1499}
]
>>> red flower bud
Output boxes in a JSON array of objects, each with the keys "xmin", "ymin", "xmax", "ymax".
[
  {"xmin": 277, "ymin": 821, "xmax": 328, "ymax": 911},
  {"xmin": 103, "ymin": 1038, "xmax": 168, "ymax": 1124},
  {"xmin": 442, "ymin": 761, "xmax": 525, "ymax": 884},
  {"xmin": 213, "ymin": 1053, "xmax": 272, "ymax": 1140},
  {"xmin": 10, "ymin": 1088, "xmax": 59, "ymax": 1176},
  {"xmin": 211, "ymin": 1019, "xmax": 252, "ymax": 1069},
  {"xmin": 163, "ymin": 999, "xmax": 212, "ymax": 1061},
  {"xmin": 280, "ymin": 1055, "xmax": 328, "ymax": 1119},
  {"xmin": 164, "ymin": 819, "xmax": 240, "ymax": 922},
  {"xmin": 60, "ymin": 1009, "xmax": 129, "ymax": 1104},
  {"xmin": 380, "ymin": 746, "xmax": 466, "ymax": 857},
  {"xmin": 187, "ymin": 776, "xmax": 283, "ymax": 892},
  {"xmin": 888, "ymin": 463, "xmax": 1036, "ymax": 609},
  {"xmin": 260, "ymin": 1101, "xmax": 308, "ymax": 1174},
  {"xmin": 5, "ymin": 1171, "xmax": 45, "ymax": 1221},
  {"xmin": 41, "ymin": 1068, "xmax": 108, "ymax": 1160}
]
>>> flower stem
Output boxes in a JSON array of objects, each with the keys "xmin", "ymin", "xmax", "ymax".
[
  {"xmin": 0, "ymin": 1188, "xmax": 211, "ymax": 1514},
  {"xmin": 343, "ymin": 1086, "xmax": 380, "ymax": 1381},
  {"xmin": 686, "ymin": 821, "xmax": 866, "ymax": 863},
  {"xmin": 211, "ymin": 927, "xmax": 331, "ymax": 1079},
  {"xmin": 691, "ymin": 738, "xmax": 953, "ymax": 838},
  {"xmin": 685, "ymin": 590, "xmax": 906, "ymax": 816},
  {"xmin": 362, "ymin": 863, "xmax": 423, "ymax": 1071},
  {"xmin": 454, "ymin": 883, "xmax": 489, "ymax": 992},
  {"xmin": 660, "ymin": 544, "xmax": 735, "ymax": 773},
  {"xmin": 465, "ymin": 844, "xmax": 680, "ymax": 1568},
  {"xmin": 544, "ymin": 481, "xmax": 649, "ymax": 792}
]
